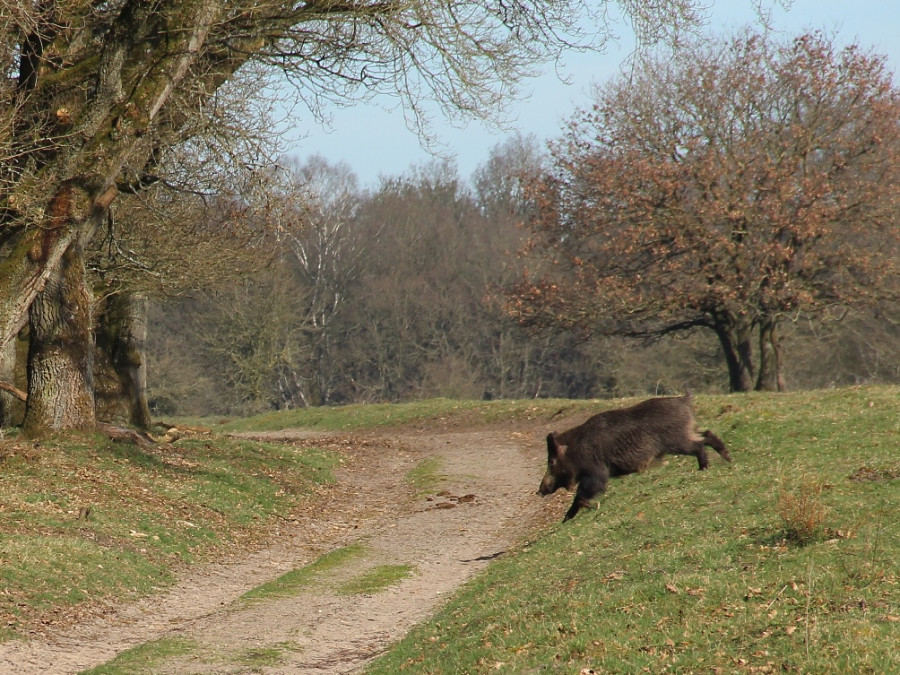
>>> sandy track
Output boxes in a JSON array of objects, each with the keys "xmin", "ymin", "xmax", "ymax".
[{"xmin": 0, "ymin": 426, "xmax": 559, "ymax": 674}]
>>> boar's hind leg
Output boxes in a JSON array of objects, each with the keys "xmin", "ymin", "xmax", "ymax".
[
  {"xmin": 703, "ymin": 430, "xmax": 731, "ymax": 462},
  {"xmin": 691, "ymin": 441, "xmax": 710, "ymax": 470},
  {"xmin": 564, "ymin": 466, "xmax": 609, "ymax": 522}
]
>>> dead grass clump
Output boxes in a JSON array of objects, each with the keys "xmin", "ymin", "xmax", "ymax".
[{"xmin": 777, "ymin": 474, "xmax": 829, "ymax": 544}]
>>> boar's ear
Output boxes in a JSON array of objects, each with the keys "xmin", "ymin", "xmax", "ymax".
[{"xmin": 547, "ymin": 432, "xmax": 565, "ymax": 459}]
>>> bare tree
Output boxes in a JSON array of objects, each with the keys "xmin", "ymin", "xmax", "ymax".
[{"xmin": 272, "ymin": 156, "xmax": 370, "ymax": 405}]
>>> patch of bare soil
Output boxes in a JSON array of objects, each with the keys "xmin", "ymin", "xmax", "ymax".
[{"xmin": 0, "ymin": 424, "xmax": 566, "ymax": 674}]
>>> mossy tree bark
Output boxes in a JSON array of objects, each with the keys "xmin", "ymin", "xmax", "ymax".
[
  {"xmin": 95, "ymin": 292, "xmax": 152, "ymax": 430},
  {"xmin": 23, "ymin": 239, "xmax": 96, "ymax": 436},
  {"xmin": 0, "ymin": 334, "xmax": 17, "ymax": 427}
]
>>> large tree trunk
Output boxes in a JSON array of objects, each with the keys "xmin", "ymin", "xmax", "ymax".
[
  {"xmin": 755, "ymin": 317, "xmax": 786, "ymax": 392},
  {"xmin": 712, "ymin": 314, "xmax": 755, "ymax": 392},
  {"xmin": 0, "ymin": 211, "xmax": 81, "ymax": 355},
  {"xmin": 95, "ymin": 292, "xmax": 152, "ymax": 430},
  {"xmin": 0, "ymin": 328, "xmax": 28, "ymax": 427},
  {"xmin": 0, "ymin": 333, "xmax": 17, "ymax": 427},
  {"xmin": 0, "ymin": 182, "xmax": 117, "ymax": 352},
  {"xmin": 23, "ymin": 240, "xmax": 96, "ymax": 436}
]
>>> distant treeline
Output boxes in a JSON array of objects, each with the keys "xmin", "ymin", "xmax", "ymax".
[{"xmin": 147, "ymin": 144, "xmax": 900, "ymax": 416}]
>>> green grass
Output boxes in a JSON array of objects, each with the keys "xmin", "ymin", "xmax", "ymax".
[
  {"xmin": 405, "ymin": 456, "xmax": 447, "ymax": 495},
  {"xmin": 216, "ymin": 397, "xmax": 598, "ymax": 433},
  {"xmin": 4, "ymin": 386, "xmax": 899, "ymax": 673},
  {"xmin": 230, "ymin": 641, "xmax": 300, "ymax": 669},
  {"xmin": 0, "ymin": 535, "xmax": 164, "ymax": 617},
  {"xmin": 364, "ymin": 386, "xmax": 900, "ymax": 674},
  {"xmin": 338, "ymin": 564, "xmax": 416, "ymax": 595},
  {"xmin": 0, "ymin": 433, "xmax": 339, "ymax": 638},
  {"xmin": 239, "ymin": 545, "xmax": 414, "ymax": 600},
  {"xmin": 239, "ymin": 544, "xmax": 368, "ymax": 602},
  {"xmin": 78, "ymin": 637, "xmax": 197, "ymax": 675}
]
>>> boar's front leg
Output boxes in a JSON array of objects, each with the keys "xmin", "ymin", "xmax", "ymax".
[{"xmin": 564, "ymin": 465, "xmax": 609, "ymax": 522}]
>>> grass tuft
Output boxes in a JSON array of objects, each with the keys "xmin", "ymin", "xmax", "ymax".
[
  {"xmin": 337, "ymin": 564, "xmax": 415, "ymax": 595},
  {"xmin": 231, "ymin": 641, "xmax": 300, "ymax": 668},
  {"xmin": 79, "ymin": 637, "xmax": 197, "ymax": 674},
  {"xmin": 777, "ymin": 473, "xmax": 830, "ymax": 544},
  {"xmin": 405, "ymin": 456, "xmax": 446, "ymax": 495},
  {"xmin": 240, "ymin": 544, "xmax": 368, "ymax": 602}
]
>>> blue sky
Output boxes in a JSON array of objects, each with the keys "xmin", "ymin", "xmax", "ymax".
[{"xmin": 282, "ymin": 0, "xmax": 900, "ymax": 187}]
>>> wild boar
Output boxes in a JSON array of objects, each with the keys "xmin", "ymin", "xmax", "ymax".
[{"xmin": 538, "ymin": 394, "xmax": 731, "ymax": 521}]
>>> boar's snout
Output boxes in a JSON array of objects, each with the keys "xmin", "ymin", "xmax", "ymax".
[{"xmin": 538, "ymin": 471, "xmax": 558, "ymax": 496}]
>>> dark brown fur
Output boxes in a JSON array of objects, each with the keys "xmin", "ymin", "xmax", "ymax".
[{"xmin": 538, "ymin": 394, "xmax": 731, "ymax": 521}]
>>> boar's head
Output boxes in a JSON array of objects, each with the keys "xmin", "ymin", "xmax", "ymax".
[{"xmin": 538, "ymin": 432, "xmax": 576, "ymax": 495}]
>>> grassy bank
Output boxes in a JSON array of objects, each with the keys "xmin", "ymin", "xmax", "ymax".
[
  {"xmin": 215, "ymin": 397, "xmax": 600, "ymax": 433},
  {"xmin": 2, "ymin": 386, "xmax": 897, "ymax": 673},
  {"xmin": 364, "ymin": 386, "xmax": 900, "ymax": 673},
  {"xmin": 0, "ymin": 432, "xmax": 338, "ymax": 639}
]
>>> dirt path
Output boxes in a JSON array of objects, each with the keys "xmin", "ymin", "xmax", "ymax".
[{"xmin": 0, "ymin": 425, "xmax": 562, "ymax": 674}]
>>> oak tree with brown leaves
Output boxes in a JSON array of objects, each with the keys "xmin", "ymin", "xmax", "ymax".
[{"xmin": 507, "ymin": 30, "xmax": 900, "ymax": 391}]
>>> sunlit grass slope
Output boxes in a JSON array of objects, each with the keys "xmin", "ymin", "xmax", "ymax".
[
  {"xmin": 0, "ymin": 434, "xmax": 338, "ymax": 639},
  {"xmin": 365, "ymin": 386, "xmax": 900, "ymax": 674},
  {"xmin": 218, "ymin": 397, "xmax": 600, "ymax": 433}
]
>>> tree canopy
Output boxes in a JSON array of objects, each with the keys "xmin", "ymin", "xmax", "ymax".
[
  {"xmin": 0, "ymin": 0, "xmax": 713, "ymax": 433},
  {"xmin": 506, "ymin": 29, "xmax": 900, "ymax": 391}
]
